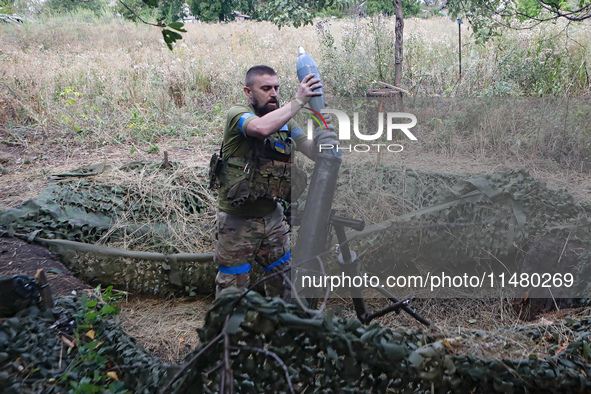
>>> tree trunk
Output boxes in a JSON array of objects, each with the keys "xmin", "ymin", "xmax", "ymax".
[{"xmin": 394, "ymin": 0, "xmax": 404, "ymax": 87}]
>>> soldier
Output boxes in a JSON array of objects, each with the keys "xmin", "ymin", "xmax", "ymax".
[{"xmin": 210, "ymin": 65, "xmax": 336, "ymax": 299}]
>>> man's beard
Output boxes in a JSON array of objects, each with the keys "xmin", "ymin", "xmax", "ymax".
[{"xmin": 253, "ymin": 96, "xmax": 280, "ymax": 116}]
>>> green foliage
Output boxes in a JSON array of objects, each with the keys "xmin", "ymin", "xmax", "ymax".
[
  {"xmin": 189, "ymin": 0, "xmax": 230, "ymax": 22},
  {"xmin": 115, "ymin": 0, "xmax": 186, "ymax": 26},
  {"xmin": 42, "ymin": 0, "xmax": 107, "ymax": 16},
  {"xmin": 155, "ymin": 0, "xmax": 186, "ymax": 22},
  {"xmin": 446, "ymin": 0, "xmax": 591, "ymax": 42},
  {"xmin": 365, "ymin": 0, "xmax": 422, "ymax": 18},
  {"xmin": 516, "ymin": 0, "xmax": 568, "ymax": 21},
  {"xmin": 316, "ymin": 16, "xmax": 400, "ymax": 95},
  {"xmin": 517, "ymin": 0, "xmax": 543, "ymax": 20},
  {"xmin": 493, "ymin": 32, "xmax": 586, "ymax": 95},
  {"xmin": 113, "ymin": 0, "xmax": 186, "ymax": 48},
  {"xmin": 316, "ymin": 15, "xmax": 590, "ymax": 97},
  {"xmin": 188, "ymin": 0, "xmax": 347, "ymax": 27},
  {"xmin": 315, "ymin": 3, "xmax": 346, "ymax": 18},
  {"xmin": 61, "ymin": 286, "xmax": 128, "ymax": 394},
  {"xmin": 162, "ymin": 22, "xmax": 186, "ymax": 49},
  {"xmin": 261, "ymin": 0, "xmax": 350, "ymax": 28},
  {"xmin": 0, "ymin": 0, "xmax": 15, "ymax": 13},
  {"xmin": 188, "ymin": 0, "xmax": 260, "ymax": 22},
  {"xmin": 115, "ymin": 0, "xmax": 156, "ymax": 22}
]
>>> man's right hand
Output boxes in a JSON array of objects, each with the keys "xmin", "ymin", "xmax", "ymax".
[{"xmin": 295, "ymin": 73, "xmax": 323, "ymax": 106}]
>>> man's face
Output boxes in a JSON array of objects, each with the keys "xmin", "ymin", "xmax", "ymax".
[{"xmin": 245, "ymin": 74, "xmax": 280, "ymax": 116}]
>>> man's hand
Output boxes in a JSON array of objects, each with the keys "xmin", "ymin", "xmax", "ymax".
[{"xmin": 295, "ymin": 73, "xmax": 323, "ymax": 106}]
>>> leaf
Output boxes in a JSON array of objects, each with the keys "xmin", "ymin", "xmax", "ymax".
[
  {"xmin": 167, "ymin": 22, "xmax": 187, "ymax": 33},
  {"xmin": 227, "ymin": 313, "xmax": 246, "ymax": 334},
  {"xmin": 408, "ymin": 351, "xmax": 424, "ymax": 368},
  {"xmin": 161, "ymin": 29, "xmax": 183, "ymax": 50},
  {"xmin": 86, "ymin": 329, "xmax": 96, "ymax": 340},
  {"xmin": 106, "ymin": 371, "xmax": 120, "ymax": 381}
]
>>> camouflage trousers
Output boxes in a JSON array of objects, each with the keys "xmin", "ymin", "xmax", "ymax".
[{"xmin": 214, "ymin": 203, "xmax": 291, "ymax": 299}]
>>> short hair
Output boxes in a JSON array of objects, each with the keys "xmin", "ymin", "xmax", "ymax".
[{"xmin": 245, "ymin": 65, "xmax": 277, "ymax": 88}]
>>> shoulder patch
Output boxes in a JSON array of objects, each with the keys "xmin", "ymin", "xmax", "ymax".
[{"xmin": 238, "ymin": 112, "xmax": 256, "ymax": 136}]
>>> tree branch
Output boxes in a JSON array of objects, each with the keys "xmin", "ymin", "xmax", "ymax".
[{"xmin": 117, "ymin": 0, "xmax": 164, "ymax": 27}]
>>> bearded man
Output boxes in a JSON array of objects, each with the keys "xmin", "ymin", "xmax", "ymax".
[{"xmin": 211, "ymin": 65, "xmax": 332, "ymax": 299}]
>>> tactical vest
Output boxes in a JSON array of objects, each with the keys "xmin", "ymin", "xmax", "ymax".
[{"xmin": 209, "ymin": 135, "xmax": 307, "ymax": 206}]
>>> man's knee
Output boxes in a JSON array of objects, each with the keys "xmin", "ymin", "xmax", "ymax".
[{"xmin": 215, "ymin": 271, "xmax": 250, "ymax": 298}]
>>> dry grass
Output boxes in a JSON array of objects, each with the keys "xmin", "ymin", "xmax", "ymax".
[
  {"xmin": 117, "ymin": 294, "xmax": 212, "ymax": 364},
  {"xmin": 325, "ymin": 297, "xmax": 591, "ymax": 361},
  {"xmin": 88, "ymin": 161, "xmax": 218, "ymax": 254}
]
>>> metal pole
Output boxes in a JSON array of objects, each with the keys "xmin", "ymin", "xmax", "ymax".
[
  {"xmin": 458, "ymin": 19, "xmax": 462, "ymax": 79},
  {"xmin": 292, "ymin": 153, "xmax": 342, "ymax": 303}
]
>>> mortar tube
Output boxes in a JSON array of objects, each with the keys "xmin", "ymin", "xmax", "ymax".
[{"xmin": 292, "ymin": 153, "xmax": 342, "ymax": 304}]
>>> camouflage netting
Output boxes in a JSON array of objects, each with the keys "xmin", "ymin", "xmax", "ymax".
[
  {"xmin": 331, "ymin": 166, "xmax": 591, "ymax": 297},
  {"xmin": 0, "ymin": 161, "xmax": 590, "ymax": 296},
  {"xmin": 0, "ymin": 296, "xmax": 171, "ymax": 394},
  {"xmin": 0, "ymin": 162, "xmax": 221, "ymax": 295},
  {"xmin": 4, "ymin": 293, "xmax": 591, "ymax": 393},
  {"xmin": 163, "ymin": 292, "xmax": 591, "ymax": 393}
]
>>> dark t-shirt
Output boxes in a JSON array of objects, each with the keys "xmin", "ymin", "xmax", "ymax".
[{"xmin": 218, "ymin": 104, "xmax": 307, "ymax": 217}]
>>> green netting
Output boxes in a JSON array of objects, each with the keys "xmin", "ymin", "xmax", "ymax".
[
  {"xmin": 0, "ymin": 162, "xmax": 220, "ymax": 295},
  {"xmin": 169, "ymin": 292, "xmax": 591, "ymax": 393},
  {"xmin": 3, "ymin": 292, "xmax": 591, "ymax": 392},
  {"xmin": 339, "ymin": 168, "xmax": 591, "ymax": 296},
  {"xmin": 0, "ymin": 297, "xmax": 170, "ymax": 394}
]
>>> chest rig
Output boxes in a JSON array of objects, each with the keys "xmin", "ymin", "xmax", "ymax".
[{"xmin": 209, "ymin": 134, "xmax": 307, "ymax": 206}]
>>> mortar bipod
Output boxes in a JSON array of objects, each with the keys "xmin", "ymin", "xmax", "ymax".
[{"xmin": 329, "ymin": 210, "xmax": 430, "ymax": 326}]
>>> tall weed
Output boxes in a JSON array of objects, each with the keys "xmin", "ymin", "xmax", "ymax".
[{"xmin": 0, "ymin": 13, "xmax": 589, "ymax": 170}]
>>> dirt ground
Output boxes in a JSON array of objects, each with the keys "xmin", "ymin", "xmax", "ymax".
[
  {"xmin": 1, "ymin": 135, "xmax": 590, "ymax": 363},
  {"xmin": 0, "ymin": 236, "xmax": 89, "ymax": 297}
]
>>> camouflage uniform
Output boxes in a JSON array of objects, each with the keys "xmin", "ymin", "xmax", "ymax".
[
  {"xmin": 214, "ymin": 203, "xmax": 290, "ymax": 298},
  {"xmin": 214, "ymin": 104, "xmax": 307, "ymax": 298}
]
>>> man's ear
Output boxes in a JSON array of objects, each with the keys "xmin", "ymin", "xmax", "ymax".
[{"xmin": 243, "ymin": 86, "xmax": 252, "ymax": 101}]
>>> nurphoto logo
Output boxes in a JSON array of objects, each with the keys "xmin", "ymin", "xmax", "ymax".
[{"xmin": 306, "ymin": 109, "xmax": 418, "ymax": 153}]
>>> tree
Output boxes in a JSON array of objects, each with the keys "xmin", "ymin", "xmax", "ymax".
[
  {"xmin": 365, "ymin": 0, "xmax": 422, "ymax": 18},
  {"xmin": 445, "ymin": 0, "xmax": 591, "ymax": 42},
  {"xmin": 113, "ymin": 0, "xmax": 187, "ymax": 49},
  {"xmin": 154, "ymin": 0, "xmax": 185, "ymax": 22},
  {"xmin": 186, "ymin": 0, "xmax": 348, "ymax": 26},
  {"xmin": 116, "ymin": 0, "xmax": 185, "ymax": 23},
  {"xmin": 0, "ymin": 0, "xmax": 16, "ymax": 13},
  {"xmin": 188, "ymin": 0, "xmax": 231, "ymax": 23},
  {"xmin": 188, "ymin": 0, "xmax": 260, "ymax": 23},
  {"xmin": 42, "ymin": 0, "xmax": 107, "ymax": 16}
]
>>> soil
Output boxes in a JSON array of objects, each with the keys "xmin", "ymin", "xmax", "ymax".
[{"xmin": 0, "ymin": 236, "xmax": 90, "ymax": 297}]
